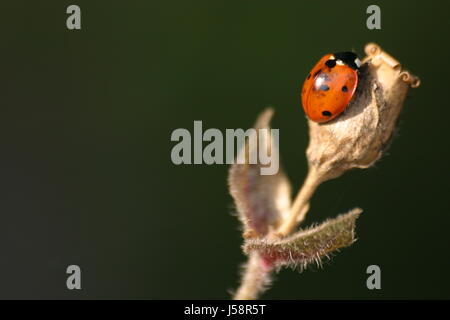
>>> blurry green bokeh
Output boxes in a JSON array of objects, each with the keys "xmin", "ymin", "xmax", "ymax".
[{"xmin": 0, "ymin": 0, "xmax": 449, "ymax": 299}]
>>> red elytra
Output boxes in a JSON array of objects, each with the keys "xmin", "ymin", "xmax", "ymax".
[{"xmin": 301, "ymin": 52, "xmax": 360, "ymax": 123}]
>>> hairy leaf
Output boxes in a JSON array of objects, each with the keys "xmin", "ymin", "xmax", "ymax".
[
  {"xmin": 243, "ymin": 208, "xmax": 362, "ymax": 270},
  {"xmin": 228, "ymin": 108, "xmax": 291, "ymax": 237}
]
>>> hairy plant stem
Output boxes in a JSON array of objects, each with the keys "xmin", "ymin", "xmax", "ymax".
[
  {"xmin": 276, "ymin": 168, "xmax": 323, "ymax": 237},
  {"xmin": 233, "ymin": 252, "xmax": 272, "ymax": 300},
  {"xmin": 233, "ymin": 169, "xmax": 323, "ymax": 300}
]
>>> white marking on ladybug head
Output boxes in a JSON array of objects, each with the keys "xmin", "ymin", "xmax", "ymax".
[
  {"xmin": 355, "ymin": 58, "xmax": 361, "ymax": 68},
  {"xmin": 336, "ymin": 60, "xmax": 345, "ymax": 66}
]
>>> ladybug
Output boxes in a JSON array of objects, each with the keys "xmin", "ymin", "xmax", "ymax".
[{"xmin": 301, "ymin": 51, "xmax": 361, "ymax": 123}]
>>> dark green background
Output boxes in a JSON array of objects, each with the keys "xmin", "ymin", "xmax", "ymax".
[{"xmin": 0, "ymin": 1, "xmax": 449, "ymax": 299}]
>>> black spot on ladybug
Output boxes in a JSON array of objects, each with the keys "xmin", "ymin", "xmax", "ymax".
[
  {"xmin": 319, "ymin": 84, "xmax": 329, "ymax": 91},
  {"xmin": 325, "ymin": 59, "xmax": 336, "ymax": 68},
  {"xmin": 322, "ymin": 111, "xmax": 332, "ymax": 117},
  {"xmin": 307, "ymin": 73, "xmax": 311, "ymax": 79},
  {"xmin": 342, "ymin": 85, "xmax": 348, "ymax": 92}
]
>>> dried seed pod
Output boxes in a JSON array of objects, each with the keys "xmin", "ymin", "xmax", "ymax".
[
  {"xmin": 306, "ymin": 43, "xmax": 420, "ymax": 182},
  {"xmin": 276, "ymin": 43, "xmax": 420, "ymax": 237}
]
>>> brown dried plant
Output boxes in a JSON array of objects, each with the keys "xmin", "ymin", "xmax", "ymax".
[{"xmin": 228, "ymin": 43, "xmax": 420, "ymax": 300}]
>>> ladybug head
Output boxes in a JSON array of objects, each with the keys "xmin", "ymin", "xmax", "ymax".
[{"xmin": 331, "ymin": 52, "xmax": 361, "ymax": 70}]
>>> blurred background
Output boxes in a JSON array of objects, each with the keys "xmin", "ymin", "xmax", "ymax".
[{"xmin": 0, "ymin": 0, "xmax": 449, "ymax": 299}]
